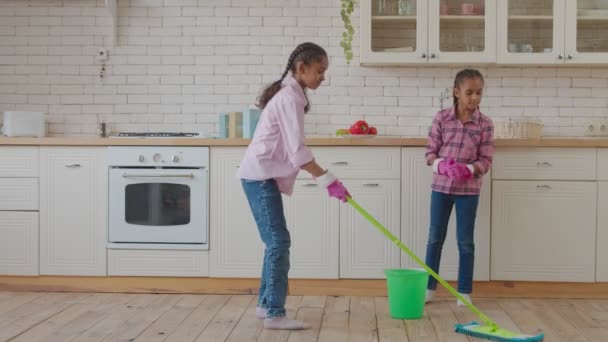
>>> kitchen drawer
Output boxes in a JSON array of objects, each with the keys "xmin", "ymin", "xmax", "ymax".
[
  {"xmin": 0, "ymin": 211, "xmax": 38, "ymax": 275},
  {"xmin": 0, "ymin": 178, "xmax": 38, "ymax": 211},
  {"xmin": 493, "ymin": 148, "xmax": 596, "ymax": 180},
  {"xmin": 108, "ymin": 249, "xmax": 209, "ymax": 277},
  {"xmin": 299, "ymin": 147, "xmax": 401, "ymax": 179},
  {"xmin": 598, "ymin": 149, "xmax": 608, "ymax": 181},
  {"xmin": 0, "ymin": 147, "xmax": 38, "ymax": 178}
]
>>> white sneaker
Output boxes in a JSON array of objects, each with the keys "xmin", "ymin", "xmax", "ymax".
[
  {"xmin": 425, "ymin": 289, "xmax": 435, "ymax": 303},
  {"xmin": 457, "ymin": 292, "xmax": 472, "ymax": 307}
]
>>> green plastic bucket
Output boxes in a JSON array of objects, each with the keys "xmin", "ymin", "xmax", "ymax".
[{"xmin": 384, "ymin": 268, "xmax": 428, "ymax": 319}]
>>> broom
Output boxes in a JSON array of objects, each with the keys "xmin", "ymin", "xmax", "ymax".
[{"xmin": 346, "ymin": 196, "xmax": 544, "ymax": 342}]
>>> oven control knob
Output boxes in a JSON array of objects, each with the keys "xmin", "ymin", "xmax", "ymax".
[
  {"xmin": 138, "ymin": 155, "xmax": 145, "ymax": 162},
  {"xmin": 153, "ymin": 153, "xmax": 162, "ymax": 162},
  {"xmin": 172, "ymin": 155, "xmax": 179, "ymax": 163}
]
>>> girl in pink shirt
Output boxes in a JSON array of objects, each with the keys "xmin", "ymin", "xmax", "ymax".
[
  {"xmin": 238, "ymin": 42, "xmax": 349, "ymax": 330},
  {"xmin": 424, "ymin": 69, "xmax": 494, "ymax": 307}
]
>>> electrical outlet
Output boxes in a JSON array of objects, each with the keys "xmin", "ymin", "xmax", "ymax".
[
  {"xmin": 584, "ymin": 120, "xmax": 608, "ymax": 137},
  {"xmin": 96, "ymin": 48, "xmax": 108, "ymax": 61}
]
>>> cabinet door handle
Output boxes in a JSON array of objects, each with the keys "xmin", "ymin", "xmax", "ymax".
[
  {"xmin": 567, "ymin": 54, "xmax": 573, "ymax": 59},
  {"xmin": 536, "ymin": 161, "xmax": 553, "ymax": 168},
  {"xmin": 536, "ymin": 185, "xmax": 552, "ymax": 191},
  {"xmin": 421, "ymin": 53, "xmax": 427, "ymax": 58},
  {"xmin": 430, "ymin": 53, "xmax": 436, "ymax": 59},
  {"xmin": 331, "ymin": 161, "xmax": 349, "ymax": 166},
  {"xmin": 302, "ymin": 183, "xmax": 318, "ymax": 188},
  {"xmin": 65, "ymin": 163, "xmax": 81, "ymax": 168},
  {"xmin": 558, "ymin": 54, "xmax": 564, "ymax": 59},
  {"xmin": 363, "ymin": 183, "xmax": 380, "ymax": 187}
]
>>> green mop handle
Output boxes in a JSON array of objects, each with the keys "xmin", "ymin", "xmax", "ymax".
[{"xmin": 346, "ymin": 196, "xmax": 498, "ymax": 330}]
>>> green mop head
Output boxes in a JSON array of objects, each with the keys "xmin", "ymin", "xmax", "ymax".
[{"xmin": 455, "ymin": 321, "xmax": 544, "ymax": 342}]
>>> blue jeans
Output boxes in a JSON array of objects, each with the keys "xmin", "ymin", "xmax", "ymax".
[
  {"xmin": 425, "ymin": 191, "xmax": 479, "ymax": 294},
  {"xmin": 241, "ymin": 179, "xmax": 290, "ymax": 318}
]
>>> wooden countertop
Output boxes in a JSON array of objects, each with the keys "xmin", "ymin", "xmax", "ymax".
[{"xmin": 1, "ymin": 136, "xmax": 608, "ymax": 147}]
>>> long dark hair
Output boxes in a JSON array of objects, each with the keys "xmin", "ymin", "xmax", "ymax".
[
  {"xmin": 256, "ymin": 42, "xmax": 327, "ymax": 113},
  {"xmin": 453, "ymin": 68, "xmax": 485, "ymax": 105}
]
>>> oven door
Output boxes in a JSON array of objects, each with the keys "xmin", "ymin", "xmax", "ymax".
[{"xmin": 109, "ymin": 167, "xmax": 207, "ymax": 244}]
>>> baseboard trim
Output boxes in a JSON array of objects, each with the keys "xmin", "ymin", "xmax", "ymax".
[{"xmin": 0, "ymin": 276, "xmax": 607, "ymax": 298}]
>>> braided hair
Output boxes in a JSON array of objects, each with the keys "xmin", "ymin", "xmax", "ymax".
[
  {"xmin": 257, "ymin": 42, "xmax": 327, "ymax": 113},
  {"xmin": 453, "ymin": 68, "xmax": 484, "ymax": 105}
]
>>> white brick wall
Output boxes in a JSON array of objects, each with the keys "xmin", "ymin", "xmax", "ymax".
[{"xmin": 1, "ymin": 0, "xmax": 608, "ymax": 136}]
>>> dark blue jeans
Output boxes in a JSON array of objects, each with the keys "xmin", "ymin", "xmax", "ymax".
[
  {"xmin": 241, "ymin": 179, "xmax": 290, "ymax": 318},
  {"xmin": 425, "ymin": 191, "xmax": 479, "ymax": 294}
]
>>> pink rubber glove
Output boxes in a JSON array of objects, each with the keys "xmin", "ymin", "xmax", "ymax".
[
  {"xmin": 435, "ymin": 158, "xmax": 454, "ymax": 176},
  {"xmin": 315, "ymin": 171, "xmax": 350, "ymax": 202},
  {"xmin": 447, "ymin": 162, "xmax": 473, "ymax": 181},
  {"xmin": 327, "ymin": 180, "xmax": 350, "ymax": 202},
  {"xmin": 433, "ymin": 158, "xmax": 456, "ymax": 176}
]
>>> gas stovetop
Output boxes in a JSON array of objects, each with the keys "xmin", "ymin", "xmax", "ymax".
[{"xmin": 112, "ymin": 132, "xmax": 200, "ymax": 138}]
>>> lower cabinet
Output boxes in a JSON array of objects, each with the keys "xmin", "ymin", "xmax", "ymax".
[
  {"xmin": 210, "ymin": 147, "xmax": 401, "ymax": 279},
  {"xmin": 595, "ymin": 181, "xmax": 608, "ymax": 282},
  {"xmin": 39, "ymin": 147, "xmax": 107, "ymax": 276},
  {"xmin": 400, "ymin": 148, "xmax": 491, "ymax": 281},
  {"xmin": 339, "ymin": 179, "xmax": 401, "ymax": 279},
  {"xmin": 108, "ymin": 249, "xmax": 209, "ymax": 277},
  {"xmin": 598, "ymin": 182, "xmax": 608, "ymax": 281},
  {"xmin": 283, "ymin": 180, "xmax": 339, "ymax": 279},
  {"xmin": 491, "ymin": 180, "xmax": 596, "ymax": 282},
  {"xmin": 209, "ymin": 147, "xmax": 263, "ymax": 277},
  {"xmin": 0, "ymin": 212, "xmax": 38, "ymax": 275}
]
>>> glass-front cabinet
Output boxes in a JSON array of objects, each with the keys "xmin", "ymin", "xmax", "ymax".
[
  {"xmin": 565, "ymin": 0, "xmax": 608, "ymax": 64},
  {"xmin": 498, "ymin": 0, "xmax": 608, "ymax": 64},
  {"xmin": 361, "ymin": 0, "xmax": 497, "ymax": 65}
]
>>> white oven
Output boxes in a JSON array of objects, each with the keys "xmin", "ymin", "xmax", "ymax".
[{"xmin": 108, "ymin": 146, "xmax": 208, "ymax": 249}]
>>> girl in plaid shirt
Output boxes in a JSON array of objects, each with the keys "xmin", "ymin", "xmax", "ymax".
[{"xmin": 424, "ymin": 69, "xmax": 494, "ymax": 306}]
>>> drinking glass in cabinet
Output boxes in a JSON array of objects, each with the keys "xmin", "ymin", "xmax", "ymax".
[
  {"xmin": 439, "ymin": 0, "xmax": 486, "ymax": 52},
  {"xmin": 507, "ymin": 0, "xmax": 554, "ymax": 54}
]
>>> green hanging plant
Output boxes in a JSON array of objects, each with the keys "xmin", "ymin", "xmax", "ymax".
[{"xmin": 340, "ymin": 0, "xmax": 357, "ymax": 65}]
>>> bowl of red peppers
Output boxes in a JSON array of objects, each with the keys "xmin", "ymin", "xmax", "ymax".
[{"xmin": 336, "ymin": 120, "xmax": 377, "ymax": 138}]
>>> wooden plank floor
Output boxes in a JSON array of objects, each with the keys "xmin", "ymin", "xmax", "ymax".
[{"xmin": 0, "ymin": 292, "xmax": 607, "ymax": 341}]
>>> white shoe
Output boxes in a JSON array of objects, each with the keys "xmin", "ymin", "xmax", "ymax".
[
  {"xmin": 457, "ymin": 292, "xmax": 472, "ymax": 307},
  {"xmin": 425, "ymin": 289, "xmax": 435, "ymax": 303}
]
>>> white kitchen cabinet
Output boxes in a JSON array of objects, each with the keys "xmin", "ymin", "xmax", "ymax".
[
  {"xmin": 596, "ymin": 149, "xmax": 608, "ymax": 281},
  {"xmin": 0, "ymin": 147, "xmax": 39, "ymax": 276},
  {"xmin": 400, "ymin": 148, "xmax": 491, "ymax": 281},
  {"xmin": 361, "ymin": 0, "xmax": 497, "ymax": 65},
  {"xmin": 597, "ymin": 182, "xmax": 608, "ymax": 281},
  {"xmin": 39, "ymin": 147, "xmax": 107, "ymax": 276},
  {"xmin": 283, "ymin": 181, "xmax": 339, "ymax": 279},
  {"xmin": 340, "ymin": 179, "xmax": 401, "ymax": 278},
  {"xmin": 108, "ymin": 249, "xmax": 209, "ymax": 277},
  {"xmin": 498, "ymin": 0, "xmax": 608, "ymax": 64},
  {"xmin": 491, "ymin": 180, "xmax": 596, "ymax": 282},
  {"xmin": 209, "ymin": 147, "xmax": 263, "ymax": 277},
  {"xmin": 0, "ymin": 212, "xmax": 38, "ymax": 276}
]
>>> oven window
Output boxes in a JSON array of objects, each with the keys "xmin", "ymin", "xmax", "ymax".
[{"xmin": 125, "ymin": 183, "xmax": 191, "ymax": 226}]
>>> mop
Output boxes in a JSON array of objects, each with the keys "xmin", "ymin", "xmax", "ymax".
[{"xmin": 346, "ymin": 196, "xmax": 544, "ymax": 342}]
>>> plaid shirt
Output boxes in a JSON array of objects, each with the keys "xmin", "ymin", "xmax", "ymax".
[{"xmin": 425, "ymin": 106, "xmax": 494, "ymax": 195}]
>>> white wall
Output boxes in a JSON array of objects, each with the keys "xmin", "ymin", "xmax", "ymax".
[{"xmin": 0, "ymin": 0, "xmax": 607, "ymax": 137}]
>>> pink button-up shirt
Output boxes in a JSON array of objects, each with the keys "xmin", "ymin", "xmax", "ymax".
[
  {"xmin": 425, "ymin": 106, "xmax": 494, "ymax": 195},
  {"xmin": 237, "ymin": 76, "xmax": 314, "ymax": 195}
]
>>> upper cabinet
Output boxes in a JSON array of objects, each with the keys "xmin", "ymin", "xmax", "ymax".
[
  {"xmin": 361, "ymin": 0, "xmax": 497, "ymax": 65},
  {"xmin": 564, "ymin": 0, "xmax": 608, "ymax": 64},
  {"xmin": 362, "ymin": 0, "xmax": 608, "ymax": 65},
  {"xmin": 499, "ymin": 0, "xmax": 608, "ymax": 64}
]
